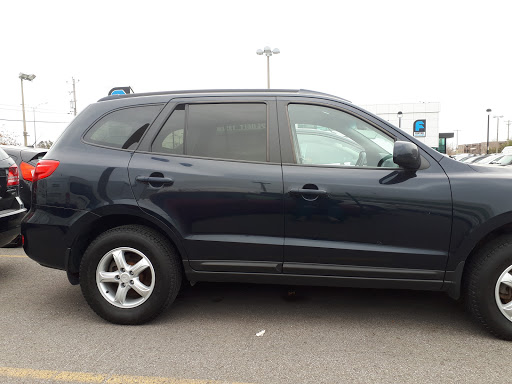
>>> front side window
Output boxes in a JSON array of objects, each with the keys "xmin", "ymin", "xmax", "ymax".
[
  {"xmin": 288, "ymin": 104, "xmax": 397, "ymax": 168},
  {"xmin": 85, "ymin": 105, "xmax": 162, "ymax": 150}
]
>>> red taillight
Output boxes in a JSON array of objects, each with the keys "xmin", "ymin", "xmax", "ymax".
[
  {"xmin": 7, "ymin": 164, "xmax": 19, "ymax": 187},
  {"xmin": 33, "ymin": 160, "xmax": 60, "ymax": 183},
  {"xmin": 20, "ymin": 161, "xmax": 35, "ymax": 182}
]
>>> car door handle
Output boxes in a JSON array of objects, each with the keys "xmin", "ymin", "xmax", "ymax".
[
  {"xmin": 289, "ymin": 188, "xmax": 327, "ymax": 196},
  {"xmin": 135, "ymin": 176, "xmax": 174, "ymax": 186}
]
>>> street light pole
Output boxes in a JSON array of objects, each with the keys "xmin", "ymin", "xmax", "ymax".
[
  {"xmin": 19, "ymin": 73, "xmax": 36, "ymax": 147},
  {"xmin": 494, "ymin": 115, "xmax": 504, "ymax": 153},
  {"xmin": 20, "ymin": 78, "xmax": 27, "ymax": 146},
  {"xmin": 486, "ymin": 109, "xmax": 492, "ymax": 154},
  {"xmin": 256, "ymin": 46, "xmax": 280, "ymax": 89},
  {"xmin": 267, "ymin": 55, "xmax": 270, "ymax": 89}
]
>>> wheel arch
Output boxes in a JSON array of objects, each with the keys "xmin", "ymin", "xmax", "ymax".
[
  {"xmin": 445, "ymin": 218, "xmax": 512, "ymax": 299},
  {"xmin": 66, "ymin": 205, "xmax": 188, "ymax": 284}
]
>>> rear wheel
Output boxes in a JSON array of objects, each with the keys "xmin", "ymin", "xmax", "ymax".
[
  {"xmin": 80, "ymin": 225, "xmax": 182, "ymax": 324},
  {"xmin": 466, "ymin": 234, "xmax": 512, "ymax": 339}
]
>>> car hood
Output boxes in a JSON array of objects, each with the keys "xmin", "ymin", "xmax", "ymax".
[{"xmin": 469, "ymin": 164, "xmax": 512, "ymax": 174}]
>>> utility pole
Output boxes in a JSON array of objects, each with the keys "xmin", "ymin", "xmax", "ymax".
[
  {"xmin": 494, "ymin": 115, "xmax": 504, "ymax": 153},
  {"xmin": 31, "ymin": 102, "xmax": 47, "ymax": 147},
  {"xmin": 32, "ymin": 107, "xmax": 36, "ymax": 146},
  {"xmin": 70, "ymin": 77, "xmax": 78, "ymax": 116},
  {"xmin": 486, "ymin": 109, "xmax": 492, "ymax": 154},
  {"xmin": 453, "ymin": 129, "xmax": 461, "ymax": 153},
  {"xmin": 505, "ymin": 120, "xmax": 512, "ymax": 141}
]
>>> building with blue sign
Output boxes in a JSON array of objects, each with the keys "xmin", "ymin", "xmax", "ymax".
[{"xmin": 361, "ymin": 102, "xmax": 451, "ymax": 152}]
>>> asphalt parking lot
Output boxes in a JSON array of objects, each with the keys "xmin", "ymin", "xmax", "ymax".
[{"xmin": 1, "ymin": 247, "xmax": 511, "ymax": 384}]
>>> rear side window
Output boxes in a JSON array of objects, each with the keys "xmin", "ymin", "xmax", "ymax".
[
  {"xmin": 84, "ymin": 105, "xmax": 162, "ymax": 149},
  {"xmin": 152, "ymin": 103, "xmax": 267, "ymax": 162}
]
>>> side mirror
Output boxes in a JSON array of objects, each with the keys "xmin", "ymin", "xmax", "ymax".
[{"xmin": 393, "ymin": 141, "xmax": 421, "ymax": 170}]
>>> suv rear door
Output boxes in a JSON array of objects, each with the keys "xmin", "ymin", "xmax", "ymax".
[
  {"xmin": 277, "ymin": 97, "xmax": 452, "ymax": 289},
  {"xmin": 129, "ymin": 96, "xmax": 284, "ymax": 273}
]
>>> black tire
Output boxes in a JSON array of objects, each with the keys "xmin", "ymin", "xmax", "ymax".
[
  {"xmin": 80, "ymin": 225, "xmax": 182, "ymax": 324},
  {"xmin": 465, "ymin": 234, "xmax": 512, "ymax": 340}
]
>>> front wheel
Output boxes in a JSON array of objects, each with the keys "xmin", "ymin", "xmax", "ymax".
[
  {"xmin": 466, "ymin": 234, "xmax": 512, "ymax": 339},
  {"xmin": 80, "ymin": 225, "xmax": 182, "ymax": 324}
]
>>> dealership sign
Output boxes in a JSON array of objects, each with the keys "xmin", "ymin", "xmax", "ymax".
[{"xmin": 413, "ymin": 120, "xmax": 426, "ymax": 137}]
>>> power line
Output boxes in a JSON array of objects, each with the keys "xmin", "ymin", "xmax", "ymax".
[
  {"xmin": 0, "ymin": 106, "xmax": 72, "ymax": 115},
  {"xmin": 0, "ymin": 118, "xmax": 71, "ymax": 123},
  {"xmin": 371, "ymin": 111, "xmax": 439, "ymax": 115}
]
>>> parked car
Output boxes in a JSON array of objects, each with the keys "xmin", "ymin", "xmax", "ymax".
[
  {"xmin": 460, "ymin": 154, "xmax": 478, "ymax": 162},
  {"xmin": 464, "ymin": 154, "xmax": 489, "ymax": 164},
  {"xmin": 473, "ymin": 153, "xmax": 504, "ymax": 165},
  {"xmin": 451, "ymin": 154, "xmax": 473, "ymax": 161},
  {"xmin": 0, "ymin": 147, "xmax": 26, "ymax": 247},
  {"xmin": 489, "ymin": 155, "xmax": 512, "ymax": 166},
  {"xmin": 21, "ymin": 89, "xmax": 512, "ymax": 339},
  {"xmin": 0, "ymin": 146, "xmax": 47, "ymax": 209}
]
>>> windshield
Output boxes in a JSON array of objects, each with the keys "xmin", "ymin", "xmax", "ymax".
[{"xmin": 493, "ymin": 155, "xmax": 512, "ymax": 165}]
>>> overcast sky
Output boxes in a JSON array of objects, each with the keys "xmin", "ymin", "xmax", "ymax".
[{"xmin": 1, "ymin": 0, "xmax": 511, "ymax": 148}]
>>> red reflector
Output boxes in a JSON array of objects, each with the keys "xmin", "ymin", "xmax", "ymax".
[
  {"xmin": 22, "ymin": 235, "xmax": 25, "ymax": 246},
  {"xmin": 7, "ymin": 164, "xmax": 19, "ymax": 187},
  {"xmin": 33, "ymin": 160, "xmax": 60, "ymax": 183},
  {"xmin": 20, "ymin": 161, "xmax": 35, "ymax": 182}
]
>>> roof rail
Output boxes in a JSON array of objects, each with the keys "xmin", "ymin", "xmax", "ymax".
[
  {"xmin": 98, "ymin": 89, "xmax": 299, "ymax": 102},
  {"xmin": 97, "ymin": 88, "xmax": 350, "ymax": 103},
  {"xmin": 297, "ymin": 89, "xmax": 351, "ymax": 103}
]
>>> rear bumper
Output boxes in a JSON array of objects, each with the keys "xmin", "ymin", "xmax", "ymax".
[
  {"xmin": 0, "ymin": 198, "xmax": 26, "ymax": 247},
  {"xmin": 22, "ymin": 205, "xmax": 96, "ymax": 270}
]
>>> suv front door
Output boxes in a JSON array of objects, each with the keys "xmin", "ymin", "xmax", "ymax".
[
  {"xmin": 129, "ymin": 97, "xmax": 284, "ymax": 274},
  {"xmin": 277, "ymin": 98, "xmax": 452, "ymax": 289}
]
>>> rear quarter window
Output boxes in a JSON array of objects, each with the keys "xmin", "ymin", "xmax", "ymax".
[
  {"xmin": 84, "ymin": 105, "xmax": 163, "ymax": 150},
  {"xmin": 0, "ymin": 148, "xmax": 11, "ymax": 161}
]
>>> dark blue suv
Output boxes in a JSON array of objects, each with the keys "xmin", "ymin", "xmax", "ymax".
[{"xmin": 22, "ymin": 90, "xmax": 512, "ymax": 339}]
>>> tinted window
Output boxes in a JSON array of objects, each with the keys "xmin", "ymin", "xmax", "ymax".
[
  {"xmin": 296, "ymin": 131, "xmax": 361, "ymax": 165},
  {"xmin": 288, "ymin": 104, "xmax": 397, "ymax": 168},
  {"xmin": 186, "ymin": 104, "xmax": 267, "ymax": 162},
  {"xmin": 85, "ymin": 105, "xmax": 162, "ymax": 149},
  {"xmin": 152, "ymin": 105, "xmax": 185, "ymax": 155}
]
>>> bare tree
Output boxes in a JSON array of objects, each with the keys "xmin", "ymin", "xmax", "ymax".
[
  {"xmin": 36, "ymin": 140, "xmax": 54, "ymax": 149},
  {"xmin": 0, "ymin": 132, "xmax": 20, "ymax": 146}
]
